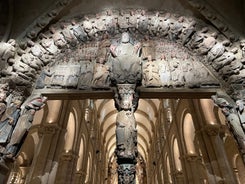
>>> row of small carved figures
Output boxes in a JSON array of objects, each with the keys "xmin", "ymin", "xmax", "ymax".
[
  {"xmin": 35, "ymin": 65, "xmax": 218, "ymax": 89},
  {"xmin": 46, "ymin": 11, "xmax": 198, "ymax": 45}
]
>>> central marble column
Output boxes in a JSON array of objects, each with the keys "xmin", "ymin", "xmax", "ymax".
[{"xmin": 114, "ymin": 84, "xmax": 138, "ymax": 183}]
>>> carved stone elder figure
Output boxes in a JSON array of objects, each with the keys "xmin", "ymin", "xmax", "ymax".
[
  {"xmin": 0, "ymin": 39, "xmax": 16, "ymax": 69},
  {"xmin": 142, "ymin": 55, "xmax": 161, "ymax": 87}
]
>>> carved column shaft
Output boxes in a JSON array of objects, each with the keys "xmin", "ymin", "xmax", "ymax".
[
  {"xmin": 55, "ymin": 151, "xmax": 77, "ymax": 184},
  {"xmin": 114, "ymin": 84, "xmax": 139, "ymax": 184},
  {"xmin": 27, "ymin": 124, "xmax": 60, "ymax": 183},
  {"xmin": 182, "ymin": 154, "xmax": 205, "ymax": 184},
  {"xmin": 197, "ymin": 100, "xmax": 238, "ymax": 184}
]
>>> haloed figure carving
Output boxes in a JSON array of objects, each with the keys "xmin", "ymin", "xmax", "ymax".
[{"xmin": 110, "ymin": 32, "xmax": 142, "ymax": 84}]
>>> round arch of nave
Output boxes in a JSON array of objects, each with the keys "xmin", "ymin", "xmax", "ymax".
[{"xmin": 1, "ymin": 2, "xmax": 245, "ymax": 183}]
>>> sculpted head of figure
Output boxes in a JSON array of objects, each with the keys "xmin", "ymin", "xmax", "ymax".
[
  {"xmin": 0, "ymin": 91, "xmax": 6, "ymax": 102},
  {"xmin": 240, "ymin": 39, "xmax": 245, "ymax": 56},
  {"xmin": 121, "ymin": 99, "xmax": 132, "ymax": 110},
  {"xmin": 121, "ymin": 32, "xmax": 130, "ymax": 43},
  {"xmin": 12, "ymin": 96, "xmax": 24, "ymax": 107},
  {"xmin": 1, "ymin": 39, "xmax": 16, "ymax": 61}
]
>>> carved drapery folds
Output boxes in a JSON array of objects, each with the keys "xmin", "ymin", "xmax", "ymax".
[
  {"xmin": 109, "ymin": 32, "xmax": 142, "ymax": 85},
  {"xmin": 212, "ymin": 92, "xmax": 245, "ymax": 161},
  {"xmin": 114, "ymin": 84, "xmax": 138, "ymax": 160},
  {"xmin": 0, "ymin": 83, "xmax": 47, "ymax": 167},
  {"xmin": 118, "ymin": 164, "xmax": 136, "ymax": 184},
  {"xmin": 0, "ymin": 7, "xmax": 245, "ymax": 180},
  {"xmin": 114, "ymin": 83, "xmax": 139, "ymax": 184}
]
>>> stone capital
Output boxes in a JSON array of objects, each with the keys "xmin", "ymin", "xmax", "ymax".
[
  {"xmin": 173, "ymin": 170, "xmax": 183, "ymax": 178},
  {"xmin": 75, "ymin": 170, "xmax": 87, "ymax": 176},
  {"xmin": 203, "ymin": 124, "xmax": 221, "ymax": 136},
  {"xmin": 183, "ymin": 153, "xmax": 201, "ymax": 162},
  {"xmin": 114, "ymin": 84, "xmax": 139, "ymax": 111},
  {"xmin": 39, "ymin": 124, "xmax": 61, "ymax": 135},
  {"xmin": 60, "ymin": 151, "xmax": 77, "ymax": 161}
]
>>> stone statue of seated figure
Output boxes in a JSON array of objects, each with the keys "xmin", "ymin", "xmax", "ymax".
[{"xmin": 109, "ymin": 32, "xmax": 142, "ymax": 84}]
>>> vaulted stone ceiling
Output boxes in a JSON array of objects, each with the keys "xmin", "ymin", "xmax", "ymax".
[{"xmin": 95, "ymin": 99, "xmax": 160, "ymax": 162}]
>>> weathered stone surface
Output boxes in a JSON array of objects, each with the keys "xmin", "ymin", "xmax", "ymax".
[
  {"xmin": 118, "ymin": 164, "xmax": 136, "ymax": 184},
  {"xmin": 212, "ymin": 50, "xmax": 236, "ymax": 71},
  {"xmin": 142, "ymin": 56, "xmax": 161, "ymax": 87},
  {"xmin": 1, "ymin": 10, "xmax": 242, "ymax": 93},
  {"xmin": 3, "ymin": 96, "xmax": 47, "ymax": 161},
  {"xmin": 78, "ymin": 60, "xmax": 93, "ymax": 89},
  {"xmin": 92, "ymin": 60, "xmax": 110, "ymax": 89},
  {"xmin": 212, "ymin": 94, "xmax": 245, "ymax": 160},
  {"xmin": 114, "ymin": 83, "xmax": 139, "ymax": 183},
  {"xmin": 109, "ymin": 32, "xmax": 142, "ymax": 84},
  {"xmin": 115, "ymin": 110, "xmax": 137, "ymax": 161},
  {"xmin": 0, "ymin": 40, "xmax": 16, "ymax": 69}
]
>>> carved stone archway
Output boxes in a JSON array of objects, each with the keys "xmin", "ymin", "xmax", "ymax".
[
  {"xmin": 1, "ymin": 9, "xmax": 244, "ymax": 93},
  {"xmin": 0, "ymin": 8, "xmax": 245, "ymax": 183}
]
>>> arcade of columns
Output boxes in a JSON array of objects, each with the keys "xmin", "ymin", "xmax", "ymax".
[{"xmin": 0, "ymin": 4, "xmax": 245, "ymax": 183}]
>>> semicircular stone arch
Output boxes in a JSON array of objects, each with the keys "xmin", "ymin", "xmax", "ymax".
[{"xmin": 0, "ymin": 9, "xmax": 244, "ymax": 99}]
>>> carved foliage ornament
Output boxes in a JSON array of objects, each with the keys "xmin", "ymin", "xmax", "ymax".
[{"xmin": 118, "ymin": 164, "xmax": 136, "ymax": 184}]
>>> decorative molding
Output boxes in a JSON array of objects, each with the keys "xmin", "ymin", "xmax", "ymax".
[
  {"xmin": 18, "ymin": 0, "xmax": 73, "ymax": 43},
  {"xmin": 60, "ymin": 151, "xmax": 77, "ymax": 161},
  {"xmin": 183, "ymin": 153, "xmax": 201, "ymax": 162},
  {"xmin": 39, "ymin": 123, "xmax": 61, "ymax": 135},
  {"xmin": 186, "ymin": 0, "xmax": 238, "ymax": 41},
  {"xmin": 117, "ymin": 164, "xmax": 136, "ymax": 184}
]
